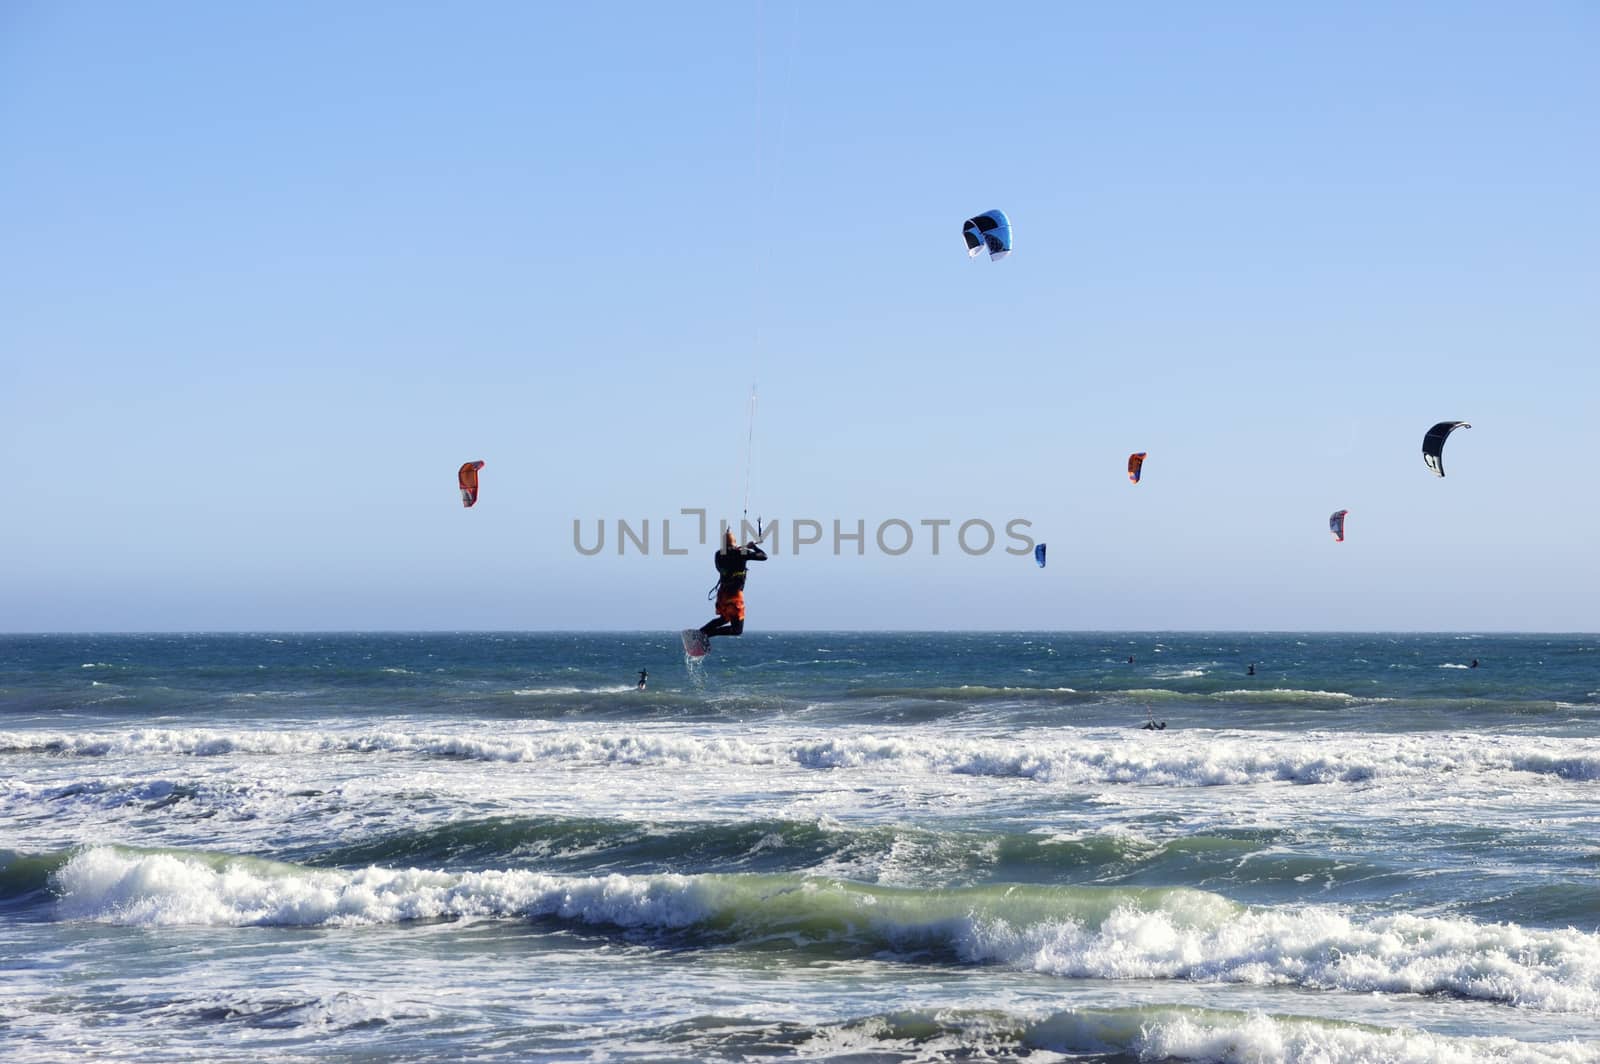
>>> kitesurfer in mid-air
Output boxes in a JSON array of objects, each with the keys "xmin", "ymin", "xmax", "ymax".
[{"xmin": 700, "ymin": 528, "xmax": 767, "ymax": 641}]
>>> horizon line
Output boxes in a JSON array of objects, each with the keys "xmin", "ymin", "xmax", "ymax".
[{"xmin": 3, "ymin": 629, "xmax": 1595, "ymax": 637}]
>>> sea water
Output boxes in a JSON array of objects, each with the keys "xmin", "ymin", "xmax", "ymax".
[{"xmin": 2, "ymin": 632, "xmax": 1597, "ymax": 1061}]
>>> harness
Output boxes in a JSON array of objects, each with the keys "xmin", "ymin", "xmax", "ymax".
[
  {"xmin": 707, "ymin": 569, "xmax": 747, "ymax": 601},
  {"xmin": 707, "ymin": 550, "xmax": 748, "ymax": 600}
]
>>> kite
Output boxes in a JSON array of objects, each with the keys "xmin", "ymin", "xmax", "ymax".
[
  {"xmin": 1329, "ymin": 509, "xmax": 1348, "ymax": 543},
  {"xmin": 962, "ymin": 210, "xmax": 1013, "ymax": 261},
  {"xmin": 1422, "ymin": 421, "xmax": 1471, "ymax": 477},
  {"xmin": 458, "ymin": 461, "xmax": 485, "ymax": 508}
]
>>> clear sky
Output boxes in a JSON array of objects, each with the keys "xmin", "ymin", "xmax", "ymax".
[{"xmin": 2, "ymin": 1, "xmax": 1596, "ymax": 632}]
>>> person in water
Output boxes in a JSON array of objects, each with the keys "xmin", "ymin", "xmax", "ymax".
[
  {"xmin": 700, "ymin": 528, "xmax": 767, "ymax": 640},
  {"xmin": 636, "ymin": 668, "xmax": 648, "ymax": 690},
  {"xmin": 1247, "ymin": 663, "xmax": 1256, "ymax": 676},
  {"xmin": 1470, "ymin": 659, "xmax": 1480, "ymax": 669}
]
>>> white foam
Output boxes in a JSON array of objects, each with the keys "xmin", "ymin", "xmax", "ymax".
[
  {"xmin": 1050, "ymin": 1008, "xmax": 1600, "ymax": 1063},
  {"xmin": 967, "ymin": 904, "xmax": 1600, "ymax": 1015},
  {"xmin": 53, "ymin": 847, "xmax": 717, "ymax": 930},
  {"xmin": 1213, "ymin": 688, "xmax": 1392, "ymax": 704},
  {"xmin": 512, "ymin": 685, "xmax": 637, "ymax": 696},
  {"xmin": 789, "ymin": 731, "xmax": 1600, "ymax": 787},
  {"xmin": 0, "ymin": 727, "xmax": 775, "ymax": 766},
  {"xmin": 7, "ymin": 726, "xmax": 1599, "ymax": 786},
  {"xmin": 50, "ymin": 849, "xmax": 1600, "ymax": 1016},
  {"xmin": 182, "ymin": 988, "xmax": 436, "ymax": 1032}
]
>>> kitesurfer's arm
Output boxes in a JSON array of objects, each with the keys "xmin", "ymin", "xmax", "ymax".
[{"xmin": 743, "ymin": 543, "xmax": 768, "ymax": 562}]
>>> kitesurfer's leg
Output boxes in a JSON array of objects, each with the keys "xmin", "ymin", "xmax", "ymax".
[{"xmin": 702, "ymin": 591, "xmax": 745, "ymax": 639}]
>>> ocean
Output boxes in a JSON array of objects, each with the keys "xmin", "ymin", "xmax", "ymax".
[{"xmin": 2, "ymin": 632, "xmax": 1597, "ymax": 1062}]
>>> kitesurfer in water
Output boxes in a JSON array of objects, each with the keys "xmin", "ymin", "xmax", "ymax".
[
  {"xmin": 1247, "ymin": 663, "xmax": 1256, "ymax": 676},
  {"xmin": 636, "ymin": 669, "xmax": 648, "ymax": 690},
  {"xmin": 1470, "ymin": 659, "xmax": 1479, "ymax": 669},
  {"xmin": 700, "ymin": 528, "xmax": 767, "ymax": 641}
]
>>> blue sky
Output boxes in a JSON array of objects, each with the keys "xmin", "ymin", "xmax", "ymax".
[{"xmin": 2, "ymin": 2, "xmax": 1596, "ymax": 631}]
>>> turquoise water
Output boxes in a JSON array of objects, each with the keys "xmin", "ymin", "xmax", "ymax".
[{"xmin": 2, "ymin": 632, "xmax": 1598, "ymax": 1061}]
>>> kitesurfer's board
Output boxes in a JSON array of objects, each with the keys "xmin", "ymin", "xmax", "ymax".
[{"xmin": 680, "ymin": 629, "xmax": 710, "ymax": 659}]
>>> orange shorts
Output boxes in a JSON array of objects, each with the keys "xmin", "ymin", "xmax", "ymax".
[{"xmin": 715, "ymin": 591, "xmax": 745, "ymax": 623}]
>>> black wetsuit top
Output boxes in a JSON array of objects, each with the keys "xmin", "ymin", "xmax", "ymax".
[{"xmin": 714, "ymin": 544, "xmax": 767, "ymax": 595}]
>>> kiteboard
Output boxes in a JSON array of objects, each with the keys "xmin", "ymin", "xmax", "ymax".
[{"xmin": 680, "ymin": 629, "xmax": 710, "ymax": 659}]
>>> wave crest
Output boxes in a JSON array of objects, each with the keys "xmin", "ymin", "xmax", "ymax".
[{"xmin": 50, "ymin": 847, "xmax": 1600, "ymax": 1014}]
